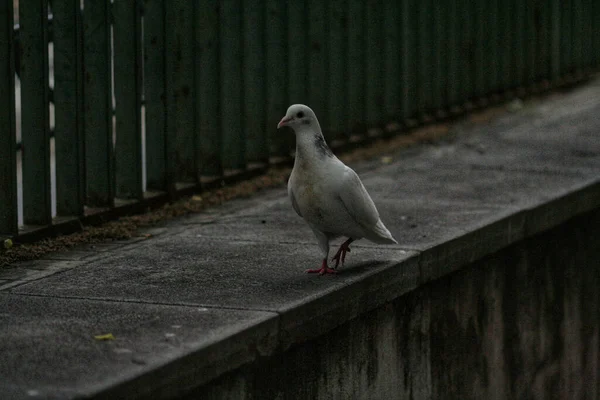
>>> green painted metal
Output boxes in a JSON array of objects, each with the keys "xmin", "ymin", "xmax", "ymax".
[
  {"xmin": 195, "ymin": 0, "xmax": 221, "ymax": 178},
  {"xmin": 549, "ymin": 0, "xmax": 561, "ymax": 82},
  {"xmin": 512, "ymin": 0, "xmax": 525, "ymax": 88},
  {"xmin": 497, "ymin": 0, "xmax": 512, "ymax": 91},
  {"xmin": 0, "ymin": 0, "xmax": 17, "ymax": 235},
  {"xmin": 287, "ymin": 0, "xmax": 308, "ymax": 105},
  {"xmin": 572, "ymin": 0, "xmax": 583, "ymax": 75},
  {"xmin": 4, "ymin": 0, "xmax": 600, "ymax": 239},
  {"xmin": 53, "ymin": 0, "xmax": 85, "ymax": 216},
  {"xmin": 347, "ymin": 0, "xmax": 365, "ymax": 132},
  {"xmin": 243, "ymin": 0, "xmax": 268, "ymax": 164},
  {"xmin": 445, "ymin": 0, "xmax": 459, "ymax": 106},
  {"xmin": 594, "ymin": 0, "xmax": 600, "ymax": 69},
  {"xmin": 114, "ymin": 0, "xmax": 143, "ymax": 199},
  {"xmin": 327, "ymin": 0, "xmax": 347, "ymax": 140},
  {"xmin": 485, "ymin": 0, "xmax": 499, "ymax": 93},
  {"xmin": 220, "ymin": 0, "xmax": 245, "ymax": 171},
  {"xmin": 401, "ymin": 0, "xmax": 418, "ymax": 119},
  {"xmin": 383, "ymin": 0, "xmax": 401, "ymax": 119},
  {"xmin": 20, "ymin": 0, "xmax": 51, "ymax": 225},
  {"xmin": 365, "ymin": 0, "xmax": 383, "ymax": 126},
  {"xmin": 459, "ymin": 0, "xmax": 473, "ymax": 101},
  {"xmin": 308, "ymin": 0, "xmax": 328, "ymax": 136},
  {"xmin": 416, "ymin": 0, "xmax": 432, "ymax": 112},
  {"xmin": 143, "ymin": 0, "xmax": 167, "ymax": 190},
  {"xmin": 524, "ymin": 0, "xmax": 537, "ymax": 86},
  {"xmin": 266, "ymin": 0, "xmax": 289, "ymax": 156},
  {"xmin": 560, "ymin": 0, "xmax": 572, "ymax": 75},
  {"xmin": 431, "ymin": 0, "xmax": 445, "ymax": 110},
  {"xmin": 473, "ymin": 0, "xmax": 485, "ymax": 99},
  {"xmin": 165, "ymin": 1, "xmax": 196, "ymax": 186},
  {"xmin": 83, "ymin": 0, "xmax": 113, "ymax": 206}
]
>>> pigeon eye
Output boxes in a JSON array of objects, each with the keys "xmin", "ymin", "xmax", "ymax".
[{"xmin": 296, "ymin": 111, "xmax": 305, "ymax": 119}]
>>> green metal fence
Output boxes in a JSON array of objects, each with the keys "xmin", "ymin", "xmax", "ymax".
[{"xmin": 1, "ymin": 0, "xmax": 599, "ymax": 239}]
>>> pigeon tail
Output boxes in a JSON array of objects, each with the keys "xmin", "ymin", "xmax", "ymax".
[{"xmin": 366, "ymin": 219, "xmax": 398, "ymax": 244}]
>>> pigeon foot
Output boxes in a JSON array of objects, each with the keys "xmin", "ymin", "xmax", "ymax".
[
  {"xmin": 332, "ymin": 238, "xmax": 354, "ymax": 269},
  {"xmin": 306, "ymin": 259, "xmax": 337, "ymax": 275}
]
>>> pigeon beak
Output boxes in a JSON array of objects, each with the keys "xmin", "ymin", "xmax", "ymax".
[{"xmin": 277, "ymin": 116, "xmax": 293, "ymax": 129}]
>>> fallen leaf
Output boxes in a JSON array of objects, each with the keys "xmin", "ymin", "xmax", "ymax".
[{"xmin": 94, "ymin": 333, "xmax": 115, "ymax": 341}]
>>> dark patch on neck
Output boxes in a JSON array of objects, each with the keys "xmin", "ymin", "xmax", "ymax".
[{"xmin": 314, "ymin": 134, "xmax": 333, "ymax": 158}]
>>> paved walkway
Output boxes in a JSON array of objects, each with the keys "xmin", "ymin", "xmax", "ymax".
[{"xmin": 1, "ymin": 78, "xmax": 600, "ymax": 399}]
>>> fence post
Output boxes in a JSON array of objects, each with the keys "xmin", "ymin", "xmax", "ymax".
[
  {"xmin": 53, "ymin": 0, "xmax": 85, "ymax": 217},
  {"xmin": 83, "ymin": 0, "xmax": 114, "ymax": 206},
  {"xmin": 0, "ymin": 0, "xmax": 17, "ymax": 235},
  {"xmin": 143, "ymin": 0, "xmax": 167, "ymax": 191},
  {"xmin": 220, "ymin": 0, "xmax": 245, "ymax": 172},
  {"xmin": 113, "ymin": 0, "xmax": 143, "ymax": 200},
  {"xmin": 244, "ymin": 0, "xmax": 268, "ymax": 166},
  {"xmin": 347, "ymin": 0, "xmax": 365, "ymax": 133},
  {"xmin": 196, "ymin": 0, "xmax": 221, "ymax": 179},
  {"xmin": 20, "ymin": 0, "xmax": 52, "ymax": 225},
  {"xmin": 327, "ymin": 0, "xmax": 347, "ymax": 142}
]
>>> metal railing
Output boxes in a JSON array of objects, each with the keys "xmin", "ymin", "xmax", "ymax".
[{"xmin": 1, "ymin": 0, "xmax": 599, "ymax": 239}]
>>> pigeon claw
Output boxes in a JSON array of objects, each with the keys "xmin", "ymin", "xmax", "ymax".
[
  {"xmin": 306, "ymin": 259, "xmax": 337, "ymax": 275},
  {"xmin": 306, "ymin": 266, "xmax": 337, "ymax": 275},
  {"xmin": 331, "ymin": 238, "xmax": 354, "ymax": 269}
]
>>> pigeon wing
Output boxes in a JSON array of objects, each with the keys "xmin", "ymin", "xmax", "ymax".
[{"xmin": 338, "ymin": 167, "xmax": 380, "ymax": 229}]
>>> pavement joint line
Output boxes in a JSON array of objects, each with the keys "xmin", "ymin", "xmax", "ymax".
[{"xmin": 1, "ymin": 291, "xmax": 280, "ymax": 314}]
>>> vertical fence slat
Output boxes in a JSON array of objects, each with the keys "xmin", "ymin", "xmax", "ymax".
[
  {"xmin": 83, "ymin": 0, "xmax": 113, "ymax": 206},
  {"xmin": 459, "ymin": 0, "xmax": 472, "ymax": 102},
  {"xmin": 20, "ymin": 0, "xmax": 51, "ymax": 225},
  {"xmin": 144, "ymin": 0, "xmax": 167, "ymax": 190},
  {"xmin": 308, "ymin": 0, "xmax": 328, "ymax": 136},
  {"xmin": 402, "ymin": 0, "xmax": 418, "ymax": 120},
  {"xmin": 384, "ymin": 0, "xmax": 401, "ymax": 120},
  {"xmin": 114, "ymin": 0, "xmax": 143, "ymax": 199},
  {"xmin": 485, "ymin": 0, "xmax": 499, "ymax": 94},
  {"xmin": 288, "ymin": 0, "xmax": 308, "ymax": 105},
  {"xmin": 196, "ymin": 0, "xmax": 221, "ymax": 178},
  {"xmin": 347, "ymin": 0, "xmax": 365, "ymax": 133},
  {"xmin": 473, "ymin": 0, "xmax": 485, "ymax": 100},
  {"xmin": 416, "ymin": 0, "xmax": 432, "ymax": 113},
  {"xmin": 244, "ymin": 0, "xmax": 268, "ymax": 165},
  {"xmin": 220, "ymin": 0, "xmax": 244, "ymax": 171},
  {"xmin": 497, "ymin": 0, "xmax": 511, "ymax": 93},
  {"xmin": 431, "ymin": 0, "xmax": 445, "ymax": 111},
  {"xmin": 582, "ymin": 0, "xmax": 593, "ymax": 71},
  {"xmin": 327, "ymin": 0, "xmax": 347, "ymax": 141},
  {"xmin": 0, "ymin": 0, "xmax": 17, "ymax": 235},
  {"xmin": 512, "ymin": 0, "xmax": 526, "ymax": 88},
  {"xmin": 446, "ymin": 0, "xmax": 459, "ymax": 108},
  {"xmin": 266, "ymin": 0, "xmax": 289, "ymax": 157},
  {"xmin": 534, "ymin": 0, "xmax": 549, "ymax": 83},
  {"xmin": 365, "ymin": 0, "xmax": 383, "ymax": 126},
  {"xmin": 548, "ymin": 0, "xmax": 561, "ymax": 82},
  {"xmin": 524, "ymin": 0, "xmax": 537, "ymax": 86},
  {"xmin": 165, "ymin": 1, "xmax": 196, "ymax": 187},
  {"xmin": 559, "ymin": 0, "xmax": 572, "ymax": 75},
  {"xmin": 53, "ymin": 0, "xmax": 84, "ymax": 216},
  {"xmin": 572, "ymin": 0, "xmax": 583, "ymax": 75},
  {"xmin": 594, "ymin": 0, "xmax": 600, "ymax": 69}
]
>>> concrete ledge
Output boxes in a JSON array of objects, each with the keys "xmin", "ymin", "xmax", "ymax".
[{"xmin": 1, "ymin": 79, "xmax": 600, "ymax": 399}]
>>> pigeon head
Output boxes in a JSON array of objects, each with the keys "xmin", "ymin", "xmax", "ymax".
[{"xmin": 277, "ymin": 104, "xmax": 316, "ymax": 131}]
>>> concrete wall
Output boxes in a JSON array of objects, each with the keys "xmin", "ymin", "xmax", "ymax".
[{"xmin": 189, "ymin": 209, "xmax": 600, "ymax": 400}]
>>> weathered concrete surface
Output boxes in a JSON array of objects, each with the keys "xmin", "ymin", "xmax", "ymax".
[
  {"xmin": 0, "ymin": 78, "xmax": 599, "ymax": 399},
  {"xmin": 189, "ymin": 210, "xmax": 600, "ymax": 400}
]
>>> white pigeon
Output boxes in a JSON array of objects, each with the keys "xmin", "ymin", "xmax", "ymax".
[{"xmin": 278, "ymin": 104, "xmax": 397, "ymax": 275}]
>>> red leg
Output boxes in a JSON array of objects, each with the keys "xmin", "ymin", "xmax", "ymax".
[
  {"xmin": 306, "ymin": 258, "xmax": 337, "ymax": 275},
  {"xmin": 331, "ymin": 238, "xmax": 354, "ymax": 269}
]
